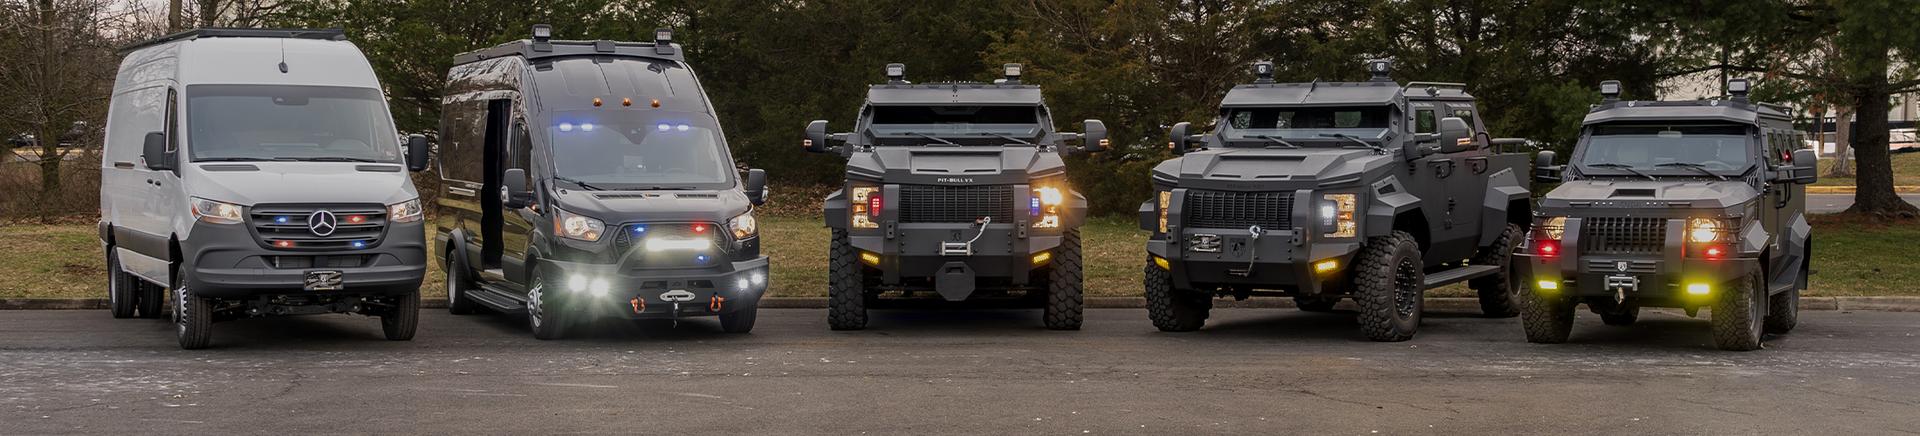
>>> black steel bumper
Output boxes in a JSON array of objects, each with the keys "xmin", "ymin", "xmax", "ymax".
[
  {"xmin": 542, "ymin": 256, "xmax": 770, "ymax": 320},
  {"xmin": 1516, "ymin": 252, "xmax": 1759, "ymax": 305},
  {"xmin": 1146, "ymin": 227, "xmax": 1362, "ymax": 295},
  {"xmin": 848, "ymin": 222, "xmax": 1065, "ymax": 300},
  {"xmin": 182, "ymin": 220, "xmax": 427, "ymax": 299}
]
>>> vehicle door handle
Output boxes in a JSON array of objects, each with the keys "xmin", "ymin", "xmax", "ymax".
[{"xmin": 113, "ymin": 161, "xmax": 135, "ymax": 169}]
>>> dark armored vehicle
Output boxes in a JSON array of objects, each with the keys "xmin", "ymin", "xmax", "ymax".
[
  {"xmin": 804, "ymin": 64, "xmax": 1108, "ymax": 330},
  {"xmin": 434, "ymin": 26, "xmax": 771, "ymax": 339},
  {"xmin": 1517, "ymin": 79, "xmax": 1816, "ymax": 351},
  {"xmin": 1142, "ymin": 60, "xmax": 1534, "ymax": 341}
]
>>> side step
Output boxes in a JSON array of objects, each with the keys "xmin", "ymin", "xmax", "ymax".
[
  {"xmin": 479, "ymin": 268, "xmax": 507, "ymax": 282},
  {"xmin": 1423, "ymin": 265, "xmax": 1500, "ymax": 289},
  {"xmin": 466, "ymin": 284, "xmax": 528, "ymax": 314}
]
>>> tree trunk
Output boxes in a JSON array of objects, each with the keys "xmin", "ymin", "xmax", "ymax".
[
  {"xmin": 169, "ymin": 0, "xmax": 183, "ymax": 31},
  {"xmin": 35, "ymin": 125, "xmax": 62, "ymax": 200},
  {"xmin": 1845, "ymin": 76, "xmax": 1919, "ymax": 217},
  {"xmin": 199, "ymin": 0, "xmax": 217, "ymax": 27},
  {"xmin": 1830, "ymin": 106, "xmax": 1854, "ymax": 177}
]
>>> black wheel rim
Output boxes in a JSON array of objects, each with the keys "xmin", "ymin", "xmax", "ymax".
[{"xmin": 1393, "ymin": 257, "xmax": 1421, "ymax": 317}]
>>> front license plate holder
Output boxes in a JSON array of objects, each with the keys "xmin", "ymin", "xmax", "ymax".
[
  {"xmin": 304, "ymin": 270, "xmax": 344, "ymax": 291},
  {"xmin": 934, "ymin": 262, "xmax": 976, "ymax": 301}
]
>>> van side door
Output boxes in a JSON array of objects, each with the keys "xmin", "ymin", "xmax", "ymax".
[{"xmin": 501, "ymin": 121, "xmax": 537, "ymax": 283}]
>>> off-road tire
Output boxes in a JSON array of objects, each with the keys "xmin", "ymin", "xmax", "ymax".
[
  {"xmin": 1469, "ymin": 224, "xmax": 1522, "ymax": 318},
  {"xmin": 1518, "ymin": 282, "xmax": 1575, "ymax": 343},
  {"xmin": 107, "ymin": 248, "xmax": 137, "ymax": 319},
  {"xmin": 828, "ymin": 229, "xmax": 868, "ymax": 331},
  {"xmin": 527, "ymin": 274, "xmax": 568, "ymax": 340},
  {"xmin": 380, "ymin": 292, "xmax": 420, "ymax": 341},
  {"xmin": 720, "ymin": 296, "xmax": 759, "ymax": 333},
  {"xmin": 174, "ymin": 274, "xmax": 213, "ymax": 350},
  {"xmin": 1144, "ymin": 261, "xmax": 1209, "ymax": 332},
  {"xmin": 1294, "ymin": 296, "xmax": 1339, "ymax": 312},
  {"xmin": 1711, "ymin": 270, "xmax": 1766, "ymax": 351},
  {"xmin": 136, "ymin": 281, "xmax": 166, "ymax": 319},
  {"xmin": 1042, "ymin": 230, "xmax": 1085, "ymax": 330},
  {"xmin": 1353, "ymin": 231, "xmax": 1425, "ymax": 342},
  {"xmin": 444, "ymin": 250, "xmax": 479, "ymax": 315},
  {"xmin": 1600, "ymin": 306, "xmax": 1639, "ymax": 326},
  {"xmin": 1765, "ymin": 286, "xmax": 1799, "ymax": 334}
]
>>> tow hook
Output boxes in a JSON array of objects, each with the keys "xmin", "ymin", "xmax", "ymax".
[
  {"xmin": 709, "ymin": 295, "xmax": 726, "ymax": 312},
  {"xmin": 630, "ymin": 296, "xmax": 645, "ymax": 315},
  {"xmin": 1229, "ymin": 225, "xmax": 1265, "ymax": 277},
  {"xmin": 942, "ymin": 216, "xmax": 992, "ymax": 256}
]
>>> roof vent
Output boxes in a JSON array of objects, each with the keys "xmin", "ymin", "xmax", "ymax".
[
  {"xmin": 1728, "ymin": 78, "xmax": 1750, "ymax": 101},
  {"xmin": 1599, "ymin": 80, "xmax": 1621, "ymax": 101},
  {"xmin": 1251, "ymin": 61, "xmax": 1274, "ymax": 84},
  {"xmin": 530, "ymin": 24, "xmax": 553, "ymax": 52},
  {"xmin": 885, "ymin": 63, "xmax": 906, "ymax": 84},
  {"xmin": 1366, "ymin": 59, "xmax": 1392, "ymax": 82}
]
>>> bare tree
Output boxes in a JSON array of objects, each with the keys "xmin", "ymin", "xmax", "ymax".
[{"xmin": 0, "ymin": 0, "xmax": 136, "ymax": 201}]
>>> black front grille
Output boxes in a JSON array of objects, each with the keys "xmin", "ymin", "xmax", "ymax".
[
  {"xmin": 249, "ymin": 204, "xmax": 388, "ymax": 250},
  {"xmin": 898, "ymin": 185, "xmax": 1016, "ymax": 224},
  {"xmin": 1183, "ymin": 190, "xmax": 1293, "ymax": 230},
  {"xmin": 612, "ymin": 222, "xmax": 734, "ymax": 269},
  {"xmin": 1579, "ymin": 217, "xmax": 1666, "ymax": 255}
]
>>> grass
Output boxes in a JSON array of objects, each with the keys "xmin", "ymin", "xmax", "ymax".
[
  {"xmin": 5, "ymin": 215, "xmax": 1916, "ymax": 299},
  {"xmin": 1814, "ymin": 151, "xmax": 1920, "ymax": 187}
]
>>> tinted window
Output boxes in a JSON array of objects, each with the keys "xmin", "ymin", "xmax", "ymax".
[
  {"xmin": 546, "ymin": 112, "xmax": 732, "ymax": 189},
  {"xmin": 185, "ymin": 85, "xmax": 400, "ymax": 163},
  {"xmin": 1222, "ymin": 106, "xmax": 1392, "ymax": 140},
  {"xmin": 1579, "ymin": 124, "xmax": 1752, "ymax": 172},
  {"xmin": 1415, "ymin": 109, "xmax": 1436, "ymax": 133}
]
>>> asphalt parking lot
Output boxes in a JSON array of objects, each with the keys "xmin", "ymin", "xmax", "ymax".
[{"xmin": 3, "ymin": 307, "xmax": 1918, "ymax": 434}]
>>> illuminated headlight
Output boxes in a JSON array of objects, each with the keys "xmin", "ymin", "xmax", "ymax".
[
  {"xmin": 1536, "ymin": 216, "xmax": 1567, "ymax": 241},
  {"xmin": 1687, "ymin": 218, "xmax": 1727, "ymax": 243},
  {"xmin": 388, "ymin": 198, "xmax": 423, "ymax": 223},
  {"xmin": 552, "ymin": 208, "xmax": 605, "ymax": 242},
  {"xmin": 189, "ymin": 197, "xmax": 244, "ymax": 224},
  {"xmin": 1031, "ymin": 181, "xmax": 1067, "ymax": 229},
  {"xmin": 728, "ymin": 211, "xmax": 758, "ymax": 240},
  {"xmin": 849, "ymin": 185, "xmax": 880, "ymax": 229},
  {"xmin": 568, "ymin": 275, "xmax": 587, "ymax": 292},
  {"xmin": 566, "ymin": 275, "xmax": 608, "ymax": 296},
  {"xmin": 1157, "ymin": 190, "xmax": 1172, "ymax": 234},
  {"xmin": 1319, "ymin": 193, "xmax": 1357, "ymax": 238}
]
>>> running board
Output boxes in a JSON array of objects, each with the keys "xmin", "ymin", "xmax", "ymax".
[
  {"xmin": 1423, "ymin": 265, "xmax": 1500, "ymax": 289},
  {"xmin": 467, "ymin": 284, "xmax": 527, "ymax": 314}
]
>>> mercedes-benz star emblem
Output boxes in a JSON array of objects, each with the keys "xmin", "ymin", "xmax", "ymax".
[{"xmin": 308, "ymin": 210, "xmax": 338, "ymax": 237}]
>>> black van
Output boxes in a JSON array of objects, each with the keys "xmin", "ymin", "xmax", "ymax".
[{"xmin": 433, "ymin": 25, "xmax": 770, "ymax": 339}]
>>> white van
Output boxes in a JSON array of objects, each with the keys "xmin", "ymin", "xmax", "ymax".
[{"xmin": 99, "ymin": 29, "xmax": 430, "ymax": 349}]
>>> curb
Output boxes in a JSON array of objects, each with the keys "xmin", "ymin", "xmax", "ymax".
[
  {"xmin": 1805, "ymin": 186, "xmax": 1920, "ymax": 194},
  {"xmin": 8, "ymin": 296, "xmax": 1919, "ymax": 312}
]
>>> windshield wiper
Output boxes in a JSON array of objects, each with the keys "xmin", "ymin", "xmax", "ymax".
[
  {"xmin": 195, "ymin": 157, "xmax": 270, "ymax": 162},
  {"xmin": 275, "ymin": 157, "xmax": 381, "ymax": 163},
  {"xmin": 1318, "ymin": 133, "xmax": 1387, "ymax": 154},
  {"xmin": 1586, "ymin": 163, "xmax": 1658, "ymax": 181},
  {"xmin": 988, "ymin": 133, "xmax": 1034, "ymax": 147},
  {"xmin": 1251, "ymin": 134, "xmax": 1301, "ymax": 149},
  {"xmin": 550, "ymin": 175, "xmax": 605, "ymax": 191},
  {"xmin": 904, "ymin": 132, "xmax": 958, "ymax": 146},
  {"xmin": 1655, "ymin": 162, "xmax": 1728, "ymax": 181}
]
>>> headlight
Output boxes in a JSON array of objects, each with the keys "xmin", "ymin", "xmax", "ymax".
[
  {"xmin": 1687, "ymin": 218, "xmax": 1725, "ymax": 243},
  {"xmin": 849, "ymin": 185, "xmax": 880, "ymax": 229},
  {"xmin": 1157, "ymin": 190, "xmax": 1172, "ymax": 234},
  {"xmin": 728, "ymin": 211, "xmax": 758, "ymax": 240},
  {"xmin": 189, "ymin": 197, "xmax": 244, "ymax": 224},
  {"xmin": 1536, "ymin": 216, "xmax": 1566, "ymax": 240},
  {"xmin": 1319, "ymin": 193, "xmax": 1357, "ymax": 238},
  {"xmin": 388, "ymin": 198, "xmax": 423, "ymax": 223},
  {"xmin": 552, "ymin": 208, "xmax": 605, "ymax": 242},
  {"xmin": 1031, "ymin": 180, "xmax": 1067, "ymax": 229}
]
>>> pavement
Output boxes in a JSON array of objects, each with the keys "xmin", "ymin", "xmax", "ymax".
[
  {"xmin": 1806, "ymin": 193, "xmax": 1920, "ymax": 213},
  {"xmin": 4, "ymin": 308, "xmax": 1918, "ymax": 434}
]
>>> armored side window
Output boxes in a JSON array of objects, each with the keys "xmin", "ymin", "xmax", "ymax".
[
  {"xmin": 1451, "ymin": 108, "xmax": 1475, "ymax": 127},
  {"xmin": 1415, "ymin": 109, "xmax": 1436, "ymax": 133}
]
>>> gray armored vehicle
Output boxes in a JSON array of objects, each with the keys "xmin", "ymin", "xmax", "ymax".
[
  {"xmin": 1517, "ymin": 79, "xmax": 1816, "ymax": 351},
  {"xmin": 804, "ymin": 64, "xmax": 1108, "ymax": 330},
  {"xmin": 1141, "ymin": 60, "xmax": 1534, "ymax": 341}
]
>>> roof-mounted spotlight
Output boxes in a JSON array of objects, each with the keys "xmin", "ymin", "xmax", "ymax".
[
  {"xmin": 1599, "ymin": 80, "xmax": 1621, "ymax": 101},
  {"xmin": 1366, "ymin": 59, "xmax": 1393, "ymax": 82},
  {"xmin": 1252, "ymin": 61, "xmax": 1275, "ymax": 84},
  {"xmin": 653, "ymin": 27, "xmax": 676, "ymax": 56},
  {"xmin": 1002, "ymin": 63, "xmax": 1023, "ymax": 84},
  {"xmin": 1727, "ymin": 78, "xmax": 1750, "ymax": 101},
  {"xmin": 530, "ymin": 24, "xmax": 553, "ymax": 52},
  {"xmin": 885, "ymin": 63, "xmax": 906, "ymax": 84}
]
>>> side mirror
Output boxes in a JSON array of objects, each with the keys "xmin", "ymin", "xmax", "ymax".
[
  {"xmin": 804, "ymin": 120, "xmax": 830, "ymax": 153},
  {"xmin": 744, "ymin": 169, "xmax": 768, "ymax": 205},
  {"xmin": 502, "ymin": 168, "xmax": 531, "ymax": 209},
  {"xmin": 1436, "ymin": 117, "xmax": 1473, "ymax": 154},
  {"xmin": 1533, "ymin": 150, "xmax": 1563, "ymax": 183},
  {"xmin": 1787, "ymin": 149, "xmax": 1819, "ymax": 185},
  {"xmin": 1080, "ymin": 119, "xmax": 1108, "ymax": 153},
  {"xmin": 141, "ymin": 131, "xmax": 172, "ymax": 171},
  {"xmin": 1168, "ymin": 122, "xmax": 1193, "ymax": 156},
  {"xmin": 405, "ymin": 134, "xmax": 430, "ymax": 172}
]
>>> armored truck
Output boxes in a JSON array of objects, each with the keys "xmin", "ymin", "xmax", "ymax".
[
  {"xmin": 804, "ymin": 64, "xmax": 1108, "ymax": 330},
  {"xmin": 1141, "ymin": 60, "xmax": 1534, "ymax": 341},
  {"xmin": 1517, "ymin": 79, "xmax": 1816, "ymax": 351},
  {"xmin": 435, "ymin": 26, "xmax": 771, "ymax": 339}
]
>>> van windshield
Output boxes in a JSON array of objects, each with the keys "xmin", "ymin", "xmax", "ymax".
[
  {"xmin": 185, "ymin": 85, "xmax": 400, "ymax": 163},
  {"xmin": 1577, "ymin": 124, "xmax": 1752, "ymax": 173},
  {"xmin": 1222, "ymin": 106, "xmax": 1391, "ymax": 142},
  {"xmin": 546, "ymin": 112, "xmax": 732, "ymax": 189}
]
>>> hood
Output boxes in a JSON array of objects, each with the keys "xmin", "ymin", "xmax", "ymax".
[
  {"xmin": 551, "ymin": 188, "xmax": 752, "ymax": 225},
  {"xmin": 848, "ymin": 146, "xmax": 1066, "ymax": 185},
  {"xmin": 183, "ymin": 162, "xmax": 417, "ymax": 206},
  {"xmin": 1153, "ymin": 147, "xmax": 1387, "ymax": 190},
  {"xmin": 1540, "ymin": 180, "xmax": 1758, "ymax": 210}
]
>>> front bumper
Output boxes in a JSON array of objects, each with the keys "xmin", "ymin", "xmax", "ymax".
[
  {"xmin": 182, "ymin": 220, "xmax": 427, "ymax": 299},
  {"xmin": 542, "ymin": 256, "xmax": 770, "ymax": 320},
  {"xmin": 850, "ymin": 222, "xmax": 1066, "ymax": 294},
  {"xmin": 1516, "ymin": 252, "xmax": 1758, "ymax": 306},
  {"xmin": 1147, "ymin": 227, "xmax": 1361, "ymax": 295}
]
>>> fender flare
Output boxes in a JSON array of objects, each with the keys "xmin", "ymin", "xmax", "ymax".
[
  {"xmin": 1365, "ymin": 189, "xmax": 1422, "ymax": 238},
  {"xmin": 1477, "ymin": 168, "xmax": 1531, "ymax": 246},
  {"xmin": 823, "ymin": 188, "xmax": 848, "ymax": 230}
]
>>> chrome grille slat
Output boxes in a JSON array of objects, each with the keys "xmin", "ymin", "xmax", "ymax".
[
  {"xmin": 1183, "ymin": 190, "xmax": 1292, "ymax": 230},
  {"xmin": 898, "ymin": 185, "xmax": 1015, "ymax": 224},
  {"xmin": 247, "ymin": 204, "xmax": 389, "ymax": 250},
  {"xmin": 1579, "ymin": 217, "xmax": 1665, "ymax": 255}
]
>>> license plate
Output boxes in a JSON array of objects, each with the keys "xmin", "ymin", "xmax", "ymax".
[{"xmin": 304, "ymin": 270, "xmax": 344, "ymax": 291}]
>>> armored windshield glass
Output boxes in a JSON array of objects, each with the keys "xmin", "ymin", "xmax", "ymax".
[
  {"xmin": 1221, "ymin": 106, "xmax": 1392, "ymax": 143},
  {"xmin": 546, "ymin": 112, "xmax": 732, "ymax": 189},
  {"xmin": 866, "ymin": 105, "xmax": 1042, "ymax": 143},
  {"xmin": 185, "ymin": 85, "xmax": 401, "ymax": 163},
  {"xmin": 1577, "ymin": 124, "xmax": 1752, "ymax": 173}
]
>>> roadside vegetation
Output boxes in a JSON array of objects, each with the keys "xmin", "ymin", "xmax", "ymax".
[{"xmin": 1816, "ymin": 151, "xmax": 1920, "ymax": 187}]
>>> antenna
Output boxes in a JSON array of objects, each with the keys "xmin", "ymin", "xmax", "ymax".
[{"xmin": 277, "ymin": 38, "xmax": 288, "ymax": 73}]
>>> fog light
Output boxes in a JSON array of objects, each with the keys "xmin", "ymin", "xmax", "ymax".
[
  {"xmin": 736, "ymin": 278, "xmax": 751, "ymax": 291},
  {"xmin": 588, "ymin": 278, "xmax": 611, "ymax": 297},
  {"xmin": 568, "ymin": 275, "xmax": 588, "ymax": 293},
  {"xmin": 1687, "ymin": 283, "xmax": 1711, "ymax": 295},
  {"xmin": 1153, "ymin": 256, "xmax": 1170, "ymax": 270},
  {"xmin": 1536, "ymin": 280, "xmax": 1560, "ymax": 290},
  {"xmin": 750, "ymin": 271, "xmax": 766, "ymax": 286},
  {"xmin": 1314, "ymin": 260, "xmax": 1339, "ymax": 273},
  {"xmin": 860, "ymin": 251, "xmax": 881, "ymax": 266},
  {"xmin": 1031, "ymin": 251, "xmax": 1052, "ymax": 265}
]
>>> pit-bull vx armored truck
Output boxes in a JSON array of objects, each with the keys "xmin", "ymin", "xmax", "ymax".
[
  {"xmin": 804, "ymin": 63, "xmax": 1108, "ymax": 330},
  {"xmin": 1517, "ymin": 79, "xmax": 1816, "ymax": 351},
  {"xmin": 1142, "ymin": 60, "xmax": 1535, "ymax": 341}
]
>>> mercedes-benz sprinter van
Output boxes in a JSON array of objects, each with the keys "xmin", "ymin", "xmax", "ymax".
[{"xmin": 100, "ymin": 29, "xmax": 431, "ymax": 349}]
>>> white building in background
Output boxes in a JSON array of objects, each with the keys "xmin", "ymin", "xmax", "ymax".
[{"xmin": 1657, "ymin": 70, "xmax": 1918, "ymax": 155}]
